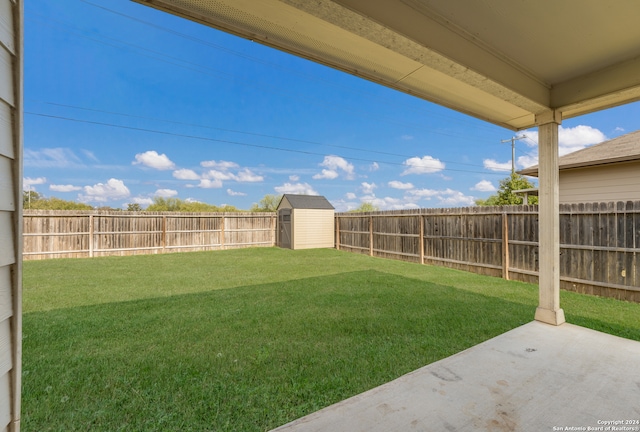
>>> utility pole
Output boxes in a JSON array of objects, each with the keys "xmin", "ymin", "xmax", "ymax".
[{"xmin": 501, "ymin": 135, "xmax": 526, "ymax": 174}]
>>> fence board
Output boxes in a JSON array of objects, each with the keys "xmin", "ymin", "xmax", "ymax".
[
  {"xmin": 24, "ymin": 203, "xmax": 640, "ymax": 302},
  {"xmin": 336, "ymin": 201, "xmax": 640, "ymax": 302},
  {"xmin": 23, "ymin": 211, "xmax": 276, "ymax": 260}
]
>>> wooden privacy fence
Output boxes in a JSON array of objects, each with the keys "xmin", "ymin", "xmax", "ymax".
[
  {"xmin": 336, "ymin": 202, "xmax": 640, "ymax": 302},
  {"xmin": 23, "ymin": 210, "xmax": 276, "ymax": 260}
]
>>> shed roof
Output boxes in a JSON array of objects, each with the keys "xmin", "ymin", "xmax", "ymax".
[
  {"xmin": 519, "ymin": 130, "xmax": 640, "ymax": 176},
  {"xmin": 280, "ymin": 194, "xmax": 335, "ymax": 210}
]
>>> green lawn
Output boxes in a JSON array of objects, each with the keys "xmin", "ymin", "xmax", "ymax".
[{"xmin": 22, "ymin": 248, "xmax": 640, "ymax": 431}]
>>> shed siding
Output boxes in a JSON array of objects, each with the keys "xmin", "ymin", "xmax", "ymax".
[
  {"xmin": 0, "ymin": 0, "xmax": 21, "ymax": 430},
  {"xmin": 292, "ymin": 209, "xmax": 334, "ymax": 249},
  {"xmin": 559, "ymin": 161, "xmax": 640, "ymax": 203},
  {"xmin": 278, "ymin": 197, "xmax": 292, "ymax": 210}
]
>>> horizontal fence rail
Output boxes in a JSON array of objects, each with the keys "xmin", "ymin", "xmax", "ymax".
[
  {"xmin": 336, "ymin": 201, "xmax": 640, "ymax": 302},
  {"xmin": 23, "ymin": 210, "xmax": 276, "ymax": 260},
  {"xmin": 24, "ymin": 202, "xmax": 640, "ymax": 302}
]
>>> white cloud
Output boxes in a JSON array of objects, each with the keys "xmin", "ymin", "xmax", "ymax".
[
  {"xmin": 133, "ymin": 151, "xmax": 175, "ymax": 170},
  {"xmin": 227, "ymin": 189, "xmax": 247, "ymax": 196},
  {"xmin": 131, "ymin": 197, "xmax": 153, "ymax": 206},
  {"xmin": 401, "ymin": 135, "xmax": 414, "ymax": 141},
  {"xmin": 408, "ymin": 188, "xmax": 475, "ymax": 206},
  {"xmin": 154, "ymin": 189, "xmax": 178, "ymax": 198},
  {"xmin": 471, "ymin": 180, "xmax": 496, "ymax": 192},
  {"xmin": 235, "ymin": 168, "xmax": 263, "ymax": 183},
  {"xmin": 517, "ymin": 154, "xmax": 539, "ymax": 170},
  {"xmin": 345, "ymin": 192, "xmax": 357, "ymax": 200},
  {"xmin": 509, "ymin": 125, "xmax": 608, "ymax": 171},
  {"xmin": 361, "ymin": 182, "xmax": 377, "ymax": 194},
  {"xmin": 518, "ymin": 125, "xmax": 607, "ymax": 158},
  {"xmin": 289, "ymin": 175, "xmax": 300, "ymax": 181},
  {"xmin": 274, "ymin": 182, "xmax": 318, "ymax": 195},
  {"xmin": 313, "ymin": 155, "xmax": 355, "ymax": 180},
  {"xmin": 205, "ymin": 169, "xmax": 235, "ymax": 181},
  {"xmin": 174, "ymin": 162, "xmax": 262, "ymax": 186},
  {"xmin": 408, "ymin": 189, "xmax": 440, "ymax": 199},
  {"xmin": 313, "ymin": 169, "xmax": 339, "ymax": 180},
  {"xmin": 401, "ymin": 156, "xmax": 445, "ymax": 175},
  {"xmin": 360, "ymin": 194, "xmax": 420, "ymax": 211},
  {"xmin": 81, "ymin": 149, "xmax": 100, "ymax": 162},
  {"xmin": 50, "ymin": 184, "xmax": 82, "ymax": 192},
  {"xmin": 438, "ymin": 190, "xmax": 476, "ymax": 207},
  {"xmin": 388, "ymin": 180, "xmax": 414, "ymax": 190},
  {"xmin": 370, "ymin": 162, "xmax": 379, "ymax": 171},
  {"xmin": 198, "ymin": 178, "xmax": 223, "ymax": 189},
  {"xmin": 483, "ymin": 159, "xmax": 512, "ymax": 172},
  {"xmin": 80, "ymin": 178, "xmax": 130, "ymax": 203},
  {"xmin": 559, "ymin": 125, "xmax": 606, "ymax": 150},
  {"xmin": 24, "ymin": 177, "xmax": 47, "ymax": 190},
  {"xmin": 204, "ymin": 168, "xmax": 263, "ymax": 183},
  {"xmin": 173, "ymin": 169, "xmax": 200, "ymax": 180},
  {"xmin": 200, "ymin": 160, "xmax": 239, "ymax": 170},
  {"xmin": 24, "ymin": 148, "xmax": 83, "ymax": 168},
  {"xmin": 614, "ymin": 127, "xmax": 625, "ymax": 133}
]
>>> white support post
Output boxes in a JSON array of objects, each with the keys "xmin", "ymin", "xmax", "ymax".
[{"xmin": 534, "ymin": 110, "xmax": 565, "ymax": 326}]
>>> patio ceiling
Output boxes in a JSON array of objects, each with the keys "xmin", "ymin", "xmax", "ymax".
[{"xmin": 133, "ymin": 0, "xmax": 640, "ymax": 130}]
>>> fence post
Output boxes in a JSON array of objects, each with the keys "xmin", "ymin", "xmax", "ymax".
[
  {"xmin": 335, "ymin": 215, "xmax": 340, "ymax": 250},
  {"xmin": 162, "ymin": 216, "xmax": 166, "ymax": 253},
  {"xmin": 89, "ymin": 214, "xmax": 94, "ymax": 258},
  {"xmin": 419, "ymin": 214, "xmax": 424, "ymax": 265},
  {"xmin": 271, "ymin": 214, "xmax": 276, "ymax": 246},
  {"xmin": 502, "ymin": 212, "xmax": 509, "ymax": 280},
  {"xmin": 369, "ymin": 215, "xmax": 373, "ymax": 257},
  {"xmin": 220, "ymin": 216, "xmax": 225, "ymax": 250}
]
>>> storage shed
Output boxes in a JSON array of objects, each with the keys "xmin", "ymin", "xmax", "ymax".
[{"xmin": 277, "ymin": 194, "xmax": 335, "ymax": 250}]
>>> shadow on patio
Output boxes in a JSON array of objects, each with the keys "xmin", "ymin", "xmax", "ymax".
[{"xmin": 272, "ymin": 321, "xmax": 640, "ymax": 432}]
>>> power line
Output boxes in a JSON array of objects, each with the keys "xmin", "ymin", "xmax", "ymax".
[
  {"xmin": 500, "ymin": 135, "xmax": 528, "ymax": 173},
  {"xmin": 28, "ymin": 99, "xmax": 490, "ymax": 169},
  {"xmin": 79, "ymin": 0, "xmax": 500, "ymax": 132},
  {"xmin": 25, "ymin": 111, "xmax": 504, "ymax": 176},
  {"xmin": 30, "ymin": 9, "xmax": 489, "ymax": 140}
]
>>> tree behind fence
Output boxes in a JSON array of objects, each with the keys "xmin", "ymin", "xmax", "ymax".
[
  {"xmin": 335, "ymin": 202, "xmax": 640, "ymax": 302},
  {"xmin": 23, "ymin": 210, "xmax": 276, "ymax": 259}
]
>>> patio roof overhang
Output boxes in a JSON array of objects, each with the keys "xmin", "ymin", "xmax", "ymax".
[{"xmin": 133, "ymin": 0, "xmax": 640, "ymax": 131}]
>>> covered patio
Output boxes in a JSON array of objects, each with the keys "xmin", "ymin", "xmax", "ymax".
[{"xmin": 3, "ymin": 0, "xmax": 640, "ymax": 430}]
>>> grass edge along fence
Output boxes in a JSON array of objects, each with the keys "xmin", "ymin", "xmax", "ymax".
[
  {"xmin": 23, "ymin": 210, "xmax": 276, "ymax": 260},
  {"xmin": 335, "ymin": 201, "xmax": 640, "ymax": 302}
]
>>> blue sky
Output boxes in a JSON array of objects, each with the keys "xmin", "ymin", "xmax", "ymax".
[{"xmin": 24, "ymin": 0, "xmax": 640, "ymax": 211}]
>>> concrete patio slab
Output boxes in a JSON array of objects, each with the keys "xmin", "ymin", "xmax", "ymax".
[{"xmin": 271, "ymin": 321, "xmax": 640, "ymax": 432}]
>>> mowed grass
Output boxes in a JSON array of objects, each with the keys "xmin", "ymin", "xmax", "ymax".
[{"xmin": 23, "ymin": 248, "xmax": 640, "ymax": 431}]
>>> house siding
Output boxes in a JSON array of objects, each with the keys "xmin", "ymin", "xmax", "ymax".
[
  {"xmin": 0, "ymin": 0, "xmax": 21, "ymax": 429},
  {"xmin": 559, "ymin": 161, "xmax": 640, "ymax": 204},
  {"xmin": 292, "ymin": 209, "xmax": 334, "ymax": 249}
]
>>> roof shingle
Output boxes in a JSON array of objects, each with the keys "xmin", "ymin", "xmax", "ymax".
[{"xmin": 279, "ymin": 194, "xmax": 335, "ymax": 209}]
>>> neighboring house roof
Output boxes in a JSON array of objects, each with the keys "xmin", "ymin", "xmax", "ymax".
[
  {"xmin": 519, "ymin": 130, "xmax": 640, "ymax": 177},
  {"xmin": 279, "ymin": 194, "xmax": 335, "ymax": 210}
]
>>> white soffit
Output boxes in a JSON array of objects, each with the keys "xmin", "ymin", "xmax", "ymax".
[{"xmin": 134, "ymin": 0, "xmax": 640, "ymax": 130}]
